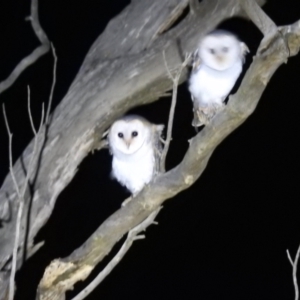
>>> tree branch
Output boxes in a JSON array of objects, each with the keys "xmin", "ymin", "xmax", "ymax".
[
  {"xmin": 70, "ymin": 207, "xmax": 161, "ymax": 300},
  {"xmin": 3, "ymin": 105, "xmax": 21, "ymax": 300},
  {"xmin": 45, "ymin": 44, "xmax": 57, "ymax": 125},
  {"xmin": 160, "ymin": 52, "xmax": 191, "ymax": 172},
  {"xmin": 1, "ymin": 43, "xmax": 57, "ymax": 300},
  {"xmin": 36, "ymin": 15, "xmax": 300, "ymax": 300},
  {"xmin": 0, "ymin": 0, "xmax": 50, "ymax": 95},
  {"xmin": 287, "ymin": 246, "xmax": 300, "ymax": 300},
  {"xmin": 3, "ymin": 91, "xmax": 45, "ymax": 300},
  {"xmin": 238, "ymin": 0, "xmax": 277, "ymax": 36}
]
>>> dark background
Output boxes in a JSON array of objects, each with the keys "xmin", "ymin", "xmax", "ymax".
[{"xmin": 1, "ymin": 0, "xmax": 300, "ymax": 299}]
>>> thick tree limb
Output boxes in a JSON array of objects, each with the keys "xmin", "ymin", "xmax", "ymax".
[
  {"xmin": 0, "ymin": 0, "xmax": 50, "ymax": 95},
  {"xmin": 70, "ymin": 207, "xmax": 161, "ymax": 300},
  {"xmin": 238, "ymin": 0, "xmax": 277, "ymax": 35},
  {"xmin": 36, "ymin": 15, "xmax": 300, "ymax": 300},
  {"xmin": 0, "ymin": 0, "xmax": 266, "ymax": 297}
]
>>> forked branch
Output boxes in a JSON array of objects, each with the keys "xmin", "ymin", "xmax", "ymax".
[
  {"xmin": 0, "ymin": 0, "xmax": 50, "ymax": 94},
  {"xmin": 287, "ymin": 245, "xmax": 300, "ymax": 300},
  {"xmin": 3, "ymin": 44, "xmax": 57, "ymax": 300},
  {"xmin": 3, "ymin": 94, "xmax": 45, "ymax": 300}
]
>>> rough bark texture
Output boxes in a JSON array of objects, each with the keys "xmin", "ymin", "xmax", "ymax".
[{"xmin": 0, "ymin": 0, "xmax": 268, "ymax": 298}]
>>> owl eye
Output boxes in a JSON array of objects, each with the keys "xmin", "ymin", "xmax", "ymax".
[
  {"xmin": 222, "ymin": 46, "xmax": 229, "ymax": 53},
  {"xmin": 208, "ymin": 48, "xmax": 215, "ymax": 55},
  {"xmin": 132, "ymin": 131, "xmax": 138, "ymax": 137},
  {"xmin": 118, "ymin": 132, "xmax": 124, "ymax": 138}
]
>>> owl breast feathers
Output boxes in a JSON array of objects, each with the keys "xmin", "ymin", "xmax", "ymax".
[
  {"xmin": 108, "ymin": 115, "xmax": 164, "ymax": 195},
  {"xmin": 189, "ymin": 30, "xmax": 249, "ymax": 127}
]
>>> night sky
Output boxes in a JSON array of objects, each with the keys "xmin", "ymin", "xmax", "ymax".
[{"xmin": 1, "ymin": 0, "xmax": 300, "ymax": 299}]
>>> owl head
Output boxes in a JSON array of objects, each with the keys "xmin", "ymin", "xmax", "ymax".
[
  {"xmin": 198, "ymin": 30, "xmax": 249, "ymax": 71},
  {"xmin": 108, "ymin": 115, "xmax": 152, "ymax": 155}
]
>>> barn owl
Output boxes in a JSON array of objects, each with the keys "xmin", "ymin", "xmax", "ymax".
[
  {"xmin": 108, "ymin": 115, "xmax": 164, "ymax": 196},
  {"xmin": 189, "ymin": 30, "xmax": 249, "ymax": 127}
]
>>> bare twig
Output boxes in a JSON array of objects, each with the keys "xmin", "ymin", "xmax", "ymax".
[
  {"xmin": 46, "ymin": 44, "xmax": 58, "ymax": 125},
  {"xmin": 2, "ymin": 106, "xmax": 20, "ymax": 197},
  {"xmin": 238, "ymin": 0, "xmax": 277, "ymax": 35},
  {"xmin": 160, "ymin": 53, "xmax": 191, "ymax": 172},
  {"xmin": 71, "ymin": 207, "xmax": 162, "ymax": 300},
  {"xmin": 27, "ymin": 87, "xmax": 37, "ymax": 135},
  {"xmin": 4, "ymin": 89, "xmax": 45, "ymax": 300},
  {"xmin": 162, "ymin": 50, "xmax": 175, "ymax": 81},
  {"xmin": 9, "ymin": 203, "xmax": 23, "ymax": 300},
  {"xmin": 24, "ymin": 100, "xmax": 45, "ymax": 194},
  {"xmin": 287, "ymin": 250, "xmax": 294, "ymax": 266},
  {"xmin": 2, "ymin": 43, "xmax": 55, "ymax": 295},
  {"xmin": 287, "ymin": 246, "xmax": 300, "ymax": 300},
  {"xmin": 3, "ymin": 105, "xmax": 21, "ymax": 300},
  {"xmin": 0, "ymin": 0, "xmax": 50, "ymax": 94}
]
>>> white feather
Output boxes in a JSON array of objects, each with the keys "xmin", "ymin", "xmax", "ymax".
[
  {"xmin": 188, "ymin": 30, "xmax": 248, "ymax": 126},
  {"xmin": 108, "ymin": 116, "xmax": 163, "ymax": 195},
  {"xmin": 189, "ymin": 59, "xmax": 242, "ymax": 106},
  {"xmin": 111, "ymin": 145, "xmax": 155, "ymax": 194}
]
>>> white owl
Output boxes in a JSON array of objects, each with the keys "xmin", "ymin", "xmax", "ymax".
[
  {"xmin": 108, "ymin": 115, "xmax": 164, "ymax": 195},
  {"xmin": 189, "ymin": 30, "xmax": 249, "ymax": 127}
]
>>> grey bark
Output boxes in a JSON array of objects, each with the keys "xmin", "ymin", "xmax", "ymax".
[{"xmin": 0, "ymin": 0, "xmax": 269, "ymax": 298}]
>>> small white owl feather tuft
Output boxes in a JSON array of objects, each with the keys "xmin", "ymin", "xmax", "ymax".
[
  {"xmin": 108, "ymin": 115, "xmax": 164, "ymax": 195},
  {"xmin": 189, "ymin": 30, "xmax": 249, "ymax": 127}
]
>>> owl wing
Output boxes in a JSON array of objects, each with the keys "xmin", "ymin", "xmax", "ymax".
[
  {"xmin": 191, "ymin": 48, "xmax": 202, "ymax": 73},
  {"xmin": 240, "ymin": 42, "xmax": 250, "ymax": 63},
  {"xmin": 151, "ymin": 124, "xmax": 164, "ymax": 174},
  {"xmin": 192, "ymin": 99, "xmax": 224, "ymax": 127},
  {"xmin": 190, "ymin": 50, "xmax": 220, "ymax": 127}
]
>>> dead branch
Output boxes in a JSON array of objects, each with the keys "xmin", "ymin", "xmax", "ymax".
[
  {"xmin": 2, "ymin": 105, "xmax": 20, "ymax": 300},
  {"xmin": 160, "ymin": 52, "xmax": 191, "ymax": 172},
  {"xmin": 45, "ymin": 44, "xmax": 57, "ymax": 125},
  {"xmin": 3, "ymin": 90, "xmax": 45, "ymax": 300},
  {"xmin": 0, "ymin": 0, "xmax": 50, "ymax": 95},
  {"xmin": 2, "ymin": 43, "xmax": 56, "ymax": 300},
  {"xmin": 287, "ymin": 245, "xmax": 300, "ymax": 300}
]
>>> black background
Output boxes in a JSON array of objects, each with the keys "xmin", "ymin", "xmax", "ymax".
[{"xmin": 1, "ymin": 0, "xmax": 300, "ymax": 299}]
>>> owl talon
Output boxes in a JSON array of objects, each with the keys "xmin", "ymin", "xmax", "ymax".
[{"xmin": 192, "ymin": 102, "xmax": 225, "ymax": 127}]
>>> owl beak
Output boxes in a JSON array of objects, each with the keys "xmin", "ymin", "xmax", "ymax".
[
  {"xmin": 125, "ymin": 139, "xmax": 132, "ymax": 148},
  {"xmin": 216, "ymin": 55, "xmax": 224, "ymax": 63}
]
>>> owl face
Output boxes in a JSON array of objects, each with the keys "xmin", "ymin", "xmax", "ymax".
[
  {"xmin": 108, "ymin": 118, "xmax": 150, "ymax": 155},
  {"xmin": 199, "ymin": 32, "xmax": 243, "ymax": 71}
]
